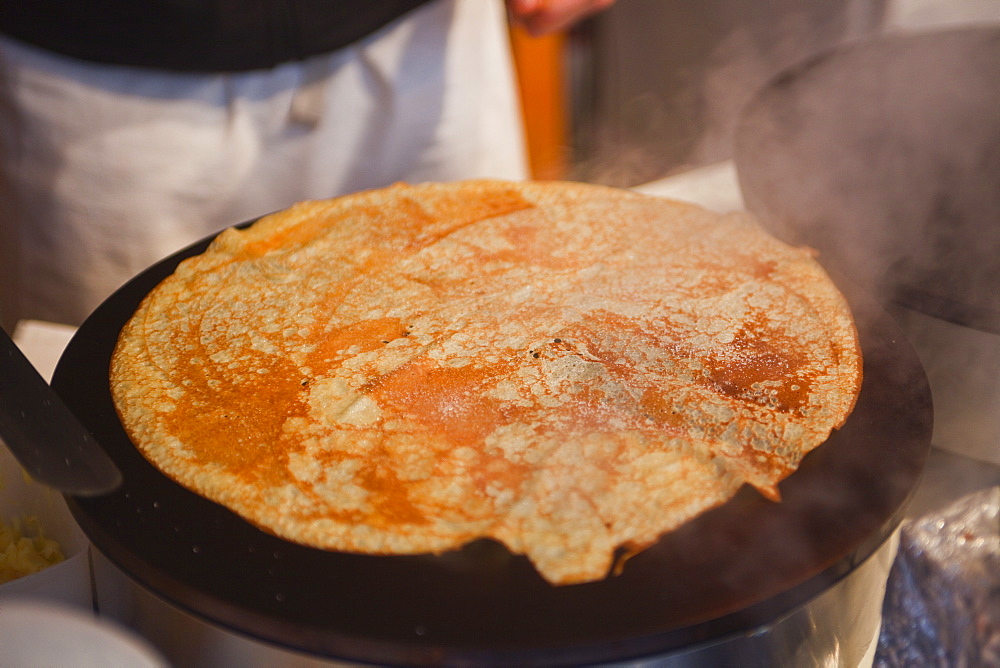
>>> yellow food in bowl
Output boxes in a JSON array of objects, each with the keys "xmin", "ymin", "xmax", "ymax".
[{"xmin": 0, "ymin": 516, "xmax": 64, "ymax": 584}]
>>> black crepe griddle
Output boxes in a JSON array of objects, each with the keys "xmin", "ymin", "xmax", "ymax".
[{"xmin": 52, "ymin": 221, "xmax": 932, "ymax": 666}]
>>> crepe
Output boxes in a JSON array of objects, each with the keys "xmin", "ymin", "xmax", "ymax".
[{"xmin": 110, "ymin": 180, "xmax": 862, "ymax": 585}]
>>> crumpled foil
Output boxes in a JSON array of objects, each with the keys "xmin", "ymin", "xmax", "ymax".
[{"xmin": 875, "ymin": 486, "xmax": 1000, "ymax": 667}]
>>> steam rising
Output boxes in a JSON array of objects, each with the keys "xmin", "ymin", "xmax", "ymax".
[
  {"xmin": 568, "ymin": 0, "xmax": 885, "ymax": 186},
  {"xmin": 733, "ymin": 25, "xmax": 1000, "ymax": 468},
  {"xmin": 734, "ymin": 26, "xmax": 1000, "ymax": 332}
]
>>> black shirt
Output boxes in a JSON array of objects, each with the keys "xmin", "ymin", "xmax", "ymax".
[{"xmin": 0, "ymin": 0, "xmax": 432, "ymax": 72}]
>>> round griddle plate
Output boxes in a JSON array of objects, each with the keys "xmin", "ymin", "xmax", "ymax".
[{"xmin": 53, "ymin": 224, "xmax": 931, "ymax": 666}]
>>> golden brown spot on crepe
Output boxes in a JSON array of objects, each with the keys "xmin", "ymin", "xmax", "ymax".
[
  {"xmin": 639, "ymin": 387, "xmax": 688, "ymax": 430},
  {"xmin": 155, "ymin": 328, "xmax": 303, "ymax": 487},
  {"xmin": 361, "ymin": 356, "xmax": 544, "ymax": 509},
  {"xmin": 313, "ymin": 317, "xmax": 411, "ymax": 359},
  {"xmin": 701, "ymin": 319, "xmax": 813, "ymax": 414},
  {"xmin": 355, "ymin": 458, "xmax": 431, "ymax": 526},
  {"xmin": 369, "ymin": 357, "xmax": 520, "ymax": 448}
]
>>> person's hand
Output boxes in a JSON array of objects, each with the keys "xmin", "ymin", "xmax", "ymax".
[{"xmin": 506, "ymin": 0, "xmax": 617, "ymax": 36}]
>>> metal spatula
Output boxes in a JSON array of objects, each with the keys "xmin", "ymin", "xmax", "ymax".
[{"xmin": 0, "ymin": 327, "xmax": 121, "ymax": 496}]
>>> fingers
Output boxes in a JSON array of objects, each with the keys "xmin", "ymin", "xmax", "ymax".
[{"xmin": 506, "ymin": 0, "xmax": 617, "ymax": 36}]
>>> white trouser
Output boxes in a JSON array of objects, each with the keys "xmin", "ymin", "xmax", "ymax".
[{"xmin": 0, "ymin": 0, "xmax": 527, "ymax": 328}]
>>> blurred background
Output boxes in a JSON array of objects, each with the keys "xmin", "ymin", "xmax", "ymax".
[{"xmin": 511, "ymin": 0, "xmax": 996, "ymax": 185}]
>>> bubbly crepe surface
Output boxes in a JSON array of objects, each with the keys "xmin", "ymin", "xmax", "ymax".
[{"xmin": 110, "ymin": 180, "xmax": 861, "ymax": 585}]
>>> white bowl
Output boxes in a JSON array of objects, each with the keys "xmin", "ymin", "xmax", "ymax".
[{"xmin": 0, "ymin": 599, "xmax": 166, "ymax": 667}]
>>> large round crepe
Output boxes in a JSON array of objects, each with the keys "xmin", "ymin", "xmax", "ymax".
[{"xmin": 110, "ymin": 180, "xmax": 861, "ymax": 585}]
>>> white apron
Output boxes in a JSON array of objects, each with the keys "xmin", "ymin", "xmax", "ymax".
[{"xmin": 0, "ymin": 0, "xmax": 527, "ymax": 328}]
